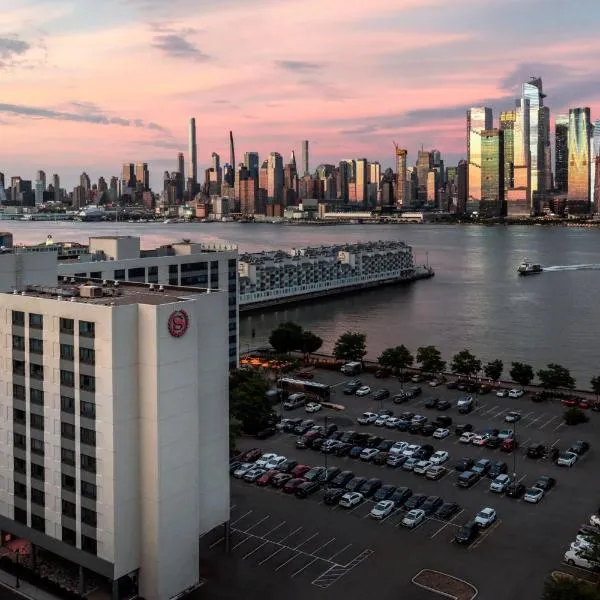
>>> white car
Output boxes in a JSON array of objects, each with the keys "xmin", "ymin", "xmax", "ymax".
[
  {"xmin": 496, "ymin": 388, "xmax": 509, "ymax": 398},
  {"xmin": 413, "ymin": 460, "xmax": 432, "ymax": 475},
  {"xmin": 386, "ymin": 417, "xmax": 403, "ymax": 428},
  {"xmin": 489, "ymin": 474, "xmax": 512, "ymax": 493},
  {"xmin": 370, "ymin": 500, "xmax": 395, "ymax": 519},
  {"xmin": 433, "ymin": 428, "xmax": 450, "ymax": 439},
  {"xmin": 472, "ymin": 434, "xmax": 491, "ymax": 446},
  {"xmin": 339, "ymin": 492, "xmax": 363, "ymax": 508},
  {"xmin": 426, "ymin": 465, "xmax": 447, "ymax": 480},
  {"xmin": 564, "ymin": 549, "xmax": 599, "ymax": 570},
  {"xmin": 243, "ymin": 467, "xmax": 267, "ymax": 482},
  {"xmin": 498, "ymin": 429, "xmax": 514, "ymax": 440},
  {"xmin": 571, "ymin": 537, "xmax": 594, "ymax": 553},
  {"xmin": 233, "ymin": 462, "xmax": 254, "ymax": 478},
  {"xmin": 590, "ymin": 515, "xmax": 600, "ymax": 528},
  {"xmin": 429, "ymin": 379, "xmax": 442, "ymax": 387},
  {"xmin": 357, "ymin": 412, "xmax": 379, "ymax": 425},
  {"xmin": 360, "ymin": 448, "xmax": 380, "ymax": 461},
  {"xmin": 255, "ymin": 453, "xmax": 278, "ymax": 468},
  {"xmin": 402, "ymin": 508, "xmax": 426, "ymax": 528},
  {"xmin": 375, "ymin": 415, "xmax": 392, "ymax": 427},
  {"xmin": 557, "ymin": 451, "xmax": 578, "ymax": 467},
  {"xmin": 523, "ymin": 487, "xmax": 544, "ymax": 503},
  {"xmin": 356, "ymin": 386, "xmax": 371, "ymax": 397},
  {"xmin": 430, "ymin": 450, "xmax": 449, "ymax": 465},
  {"xmin": 390, "ymin": 441, "xmax": 409, "ymax": 455},
  {"xmin": 402, "ymin": 444, "xmax": 422, "ymax": 457},
  {"xmin": 474, "ymin": 507, "xmax": 497, "ymax": 528},
  {"xmin": 508, "ymin": 388, "xmax": 524, "ymax": 398},
  {"xmin": 504, "ymin": 411, "xmax": 521, "ymax": 423},
  {"xmin": 305, "ymin": 402, "xmax": 322, "ymax": 413},
  {"xmin": 459, "ymin": 432, "xmax": 477, "ymax": 444},
  {"xmin": 264, "ymin": 455, "xmax": 287, "ymax": 470}
]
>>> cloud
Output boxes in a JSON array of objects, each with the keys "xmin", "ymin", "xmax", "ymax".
[
  {"xmin": 499, "ymin": 62, "xmax": 573, "ymax": 93},
  {"xmin": 275, "ymin": 60, "xmax": 325, "ymax": 73},
  {"xmin": 151, "ymin": 31, "xmax": 211, "ymax": 61},
  {"xmin": 0, "ymin": 37, "xmax": 30, "ymax": 59},
  {"xmin": 0, "ymin": 102, "xmax": 169, "ymax": 132}
]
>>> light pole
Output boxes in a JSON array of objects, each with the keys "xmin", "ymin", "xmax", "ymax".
[
  {"xmin": 15, "ymin": 548, "xmax": 20, "ymax": 589},
  {"xmin": 512, "ymin": 419, "xmax": 517, "ymax": 480},
  {"xmin": 323, "ymin": 415, "xmax": 329, "ymax": 477}
]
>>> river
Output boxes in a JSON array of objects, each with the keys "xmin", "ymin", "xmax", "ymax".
[{"xmin": 6, "ymin": 220, "xmax": 600, "ymax": 386}]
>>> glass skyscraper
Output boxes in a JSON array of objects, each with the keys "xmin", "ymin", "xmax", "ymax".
[
  {"xmin": 555, "ymin": 115, "xmax": 569, "ymax": 193},
  {"xmin": 500, "ymin": 111, "xmax": 516, "ymax": 191},
  {"xmin": 567, "ymin": 107, "xmax": 592, "ymax": 212},
  {"xmin": 467, "ymin": 107, "xmax": 493, "ymax": 212},
  {"xmin": 481, "ymin": 129, "xmax": 505, "ymax": 217}
]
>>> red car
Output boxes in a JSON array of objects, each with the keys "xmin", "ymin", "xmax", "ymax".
[
  {"xmin": 240, "ymin": 448, "xmax": 262, "ymax": 462},
  {"xmin": 297, "ymin": 370, "xmax": 314, "ymax": 379},
  {"xmin": 500, "ymin": 437, "xmax": 518, "ymax": 452},
  {"xmin": 578, "ymin": 398, "xmax": 591, "ymax": 409},
  {"xmin": 256, "ymin": 469, "xmax": 279, "ymax": 487},
  {"xmin": 291, "ymin": 464, "xmax": 311, "ymax": 479},
  {"xmin": 283, "ymin": 478, "xmax": 305, "ymax": 494},
  {"xmin": 562, "ymin": 397, "xmax": 577, "ymax": 407}
]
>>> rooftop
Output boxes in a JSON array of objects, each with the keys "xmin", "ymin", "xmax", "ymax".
[{"xmin": 6, "ymin": 278, "xmax": 216, "ymax": 307}]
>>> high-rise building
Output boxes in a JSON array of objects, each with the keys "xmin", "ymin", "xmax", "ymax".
[
  {"xmin": 355, "ymin": 158, "xmax": 368, "ymax": 205},
  {"xmin": 229, "ymin": 131, "xmax": 236, "ymax": 189},
  {"xmin": 394, "ymin": 147, "xmax": 407, "ymax": 208},
  {"xmin": 267, "ymin": 152, "xmax": 283, "ymax": 204},
  {"xmin": 567, "ymin": 107, "xmax": 592, "ymax": 214},
  {"xmin": 35, "ymin": 171, "xmax": 46, "ymax": 206},
  {"xmin": 302, "ymin": 140, "xmax": 309, "ymax": 176},
  {"xmin": 0, "ymin": 277, "xmax": 229, "ymax": 600},
  {"xmin": 499, "ymin": 111, "xmax": 516, "ymax": 191},
  {"xmin": 109, "ymin": 177, "xmax": 119, "ymax": 202},
  {"xmin": 466, "ymin": 107, "xmax": 493, "ymax": 213},
  {"xmin": 189, "ymin": 117, "xmax": 198, "ymax": 186},
  {"xmin": 480, "ymin": 129, "xmax": 505, "ymax": 217},
  {"xmin": 80, "ymin": 172, "xmax": 91, "ymax": 192},
  {"xmin": 594, "ymin": 157, "xmax": 600, "ymax": 211},
  {"xmin": 337, "ymin": 161, "xmax": 350, "ymax": 203},
  {"xmin": 135, "ymin": 163, "xmax": 149, "ymax": 190},
  {"xmin": 244, "ymin": 152, "xmax": 259, "ymax": 180},
  {"xmin": 456, "ymin": 160, "xmax": 467, "ymax": 214},
  {"xmin": 506, "ymin": 98, "xmax": 532, "ymax": 216},
  {"xmin": 426, "ymin": 170, "xmax": 437, "ymax": 204},
  {"xmin": 555, "ymin": 115, "xmax": 569, "ymax": 193},
  {"xmin": 416, "ymin": 151, "xmax": 433, "ymax": 204},
  {"xmin": 52, "ymin": 174, "xmax": 60, "ymax": 203},
  {"xmin": 121, "ymin": 163, "xmax": 135, "ymax": 190}
]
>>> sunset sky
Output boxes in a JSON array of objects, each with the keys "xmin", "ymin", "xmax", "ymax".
[{"xmin": 1, "ymin": 0, "xmax": 599, "ymax": 188}]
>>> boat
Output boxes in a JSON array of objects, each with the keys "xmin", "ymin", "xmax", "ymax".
[{"xmin": 517, "ymin": 259, "xmax": 543, "ymax": 276}]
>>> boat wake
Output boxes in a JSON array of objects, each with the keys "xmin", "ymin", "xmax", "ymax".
[{"xmin": 543, "ymin": 264, "xmax": 600, "ymax": 272}]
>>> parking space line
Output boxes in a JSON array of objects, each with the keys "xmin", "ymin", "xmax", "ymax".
[
  {"xmin": 551, "ymin": 438, "xmax": 560, "ymax": 448},
  {"xmin": 474, "ymin": 403, "xmax": 488, "ymax": 413},
  {"xmin": 312, "ymin": 550, "xmax": 374, "ymax": 589},
  {"xmin": 230, "ymin": 504, "xmax": 237, "ymax": 511},
  {"xmin": 554, "ymin": 421, "xmax": 566, "ymax": 432},
  {"xmin": 527, "ymin": 414, "xmax": 546, "ymax": 427},
  {"xmin": 539, "ymin": 415, "xmax": 558, "ymax": 430},
  {"xmin": 242, "ymin": 541, "xmax": 270, "ymax": 560},
  {"xmin": 231, "ymin": 510, "xmax": 253, "ymax": 527},
  {"xmin": 262, "ymin": 521, "xmax": 287, "ymax": 537},
  {"xmin": 208, "ymin": 536, "xmax": 224, "ymax": 549},
  {"xmin": 521, "ymin": 437, "xmax": 531, "ymax": 447},
  {"xmin": 518, "ymin": 473, "xmax": 527, "ymax": 483},
  {"xmin": 243, "ymin": 516, "xmax": 270, "ymax": 534},
  {"xmin": 493, "ymin": 408, "xmax": 507, "ymax": 418},
  {"xmin": 430, "ymin": 509, "xmax": 464, "ymax": 539},
  {"xmin": 313, "ymin": 538, "xmax": 337, "ymax": 555},
  {"xmin": 469, "ymin": 520, "xmax": 502, "ymax": 550},
  {"xmin": 522, "ymin": 411, "xmax": 535, "ymax": 420},
  {"xmin": 274, "ymin": 553, "xmax": 303, "ymax": 572},
  {"xmin": 258, "ymin": 546, "xmax": 286, "ymax": 565},
  {"xmin": 379, "ymin": 509, "xmax": 400, "ymax": 524},
  {"xmin": 278, "ymin": 526, "xmax": 303, "ymax": 543},
  {"xmin": 291, "ymin": 557, "xmax": 319, "ymax": 578},
  {"xmin": 295, "ymin": 532, "xmax": 320, "ymax": 550},
  {"xmin": 327, "ymin": 543, "xmax": 352, "ymax": 562}
]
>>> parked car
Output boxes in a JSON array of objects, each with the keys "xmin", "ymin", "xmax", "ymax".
[
  {"xmin": 256, "ymin": 426, "xmax": 277, "ymax": 439},
  {"xmin": 434, "ymin": 415, "xmax": 453, "ymax": 427},
  {"xmin": 413, "ymin": 460, "xmax": 432, "ymax": 475},
  {"xmin": 291, "ymin": 464, "xmax": 311, "ymax": 478},
  {"xmin": 240, "ymin": 448, "xmax": 263, "ymax": 462},
  {"xmin": 339, "ymin": 492, "xmax": 364, "ymax": 508},
  {"xmin": 436, "ymin": 501, "xmax": 461, "ymax": 520},
  {"xmin": 387, "ymin": 454, "xmax": 408, "ymax": 468},
  {"xmin": 489, "ymin": 474, "xmax": 512, "ymax": 493},
  {"xmin": 305, "ymin": 402, "xmax": 322, "ymax": 413},
  {"xmin": 496, "ymin": 389, "xmax": 509, "ymax": 398},
  {"xmin": 485, "ymin": 436, "xmax": 501, "ymax": 449},
  {"xmin": 454, "ymin": 520, "xmax": 480, "ymax": 545},
  {"xmin": 370, "ymin": 500, "xmax": 395, "ymax": 519},
  {"xmin": 271, "ymin": 473, "xmax": 293, "ymax": 488},
  {"xmin": 426, "ymin": 465, "xmax": 447, "ymax": 480},
  {"xmin": 455, "ymin": 423, "xmax": 473, "ymax": 435},
  {"xmin": 523, "ymin": 487, "xmax": 544, "ymax": 503},
  {"xmin": 564, "ymin": 550, "xmax": 600, "ymax": 571},
  {"xmin": 500, "ymin": 437, "xmax": 518, "ymax": 452},
  {"xmin": 373, "ymin": 484, "xmax": 397, "ymax": 501},
  {"xmin": 375, "ymin": 415, "xmax": 392, "ymax": 427},
  {"xmin": 278, "ymin": 459, "xmax": 298, "ymax": 473},
  {"xmin": 404, "ymin": 493, "xmax": 427, "ymax": 511},
  {"xmin": 304, "ymin": 466, "xmax": 326, "ymax": 482},
  {"xmin": 488, "ymin": 461, "xmax": 508, "ymax": 478},
  {"xmin": 389, "ymin": 487, "xmax": 413, "ymax": 507},
  {"xmin": 433, "ymin": 428, "xmax": 451, "ymax": 439},
  {"xmin": 360, "ymin": 448, "xmax": 380, "ymax": 461},
  {"xmin": 343, "ymin": 381, "xmax": 362, "ymax": 395},
  {"xmin": 424, "ymin": 397, "xmax": 439, "ymax": 409},
  {"xmin": 557, "ymin": 451, "xmax": 578, "ymax": 467},
  {"xmin": 506, "ymin": 482, "xmax": 526, "ymax": 498},
  {"xmin": 421, "ymin": 496, "xmax": 444, "ymax": 515},
  {"xmin": 459, "ymin": 432, "xmax": 477, "ymax": 444},
  {"xmin": 508, "ymin": 388, "xmax": 524, "ymax": 398},
  {"xmin": 345, "ymin": 476, "xmax": 367, "ymax": 492},
  {"xmin": 454, "ymin": 457, "xmax": 474, "ymax": 472},
  {"xmin": 457, "ymin": 471, "xmax": 480, "ymax": 488},
  {"xmin": 437, "ymin": 400, "xmax": 452, "ymax": 411},
  {"xmin": 283, "ymin": 478, "xmax": 305, "ymax": 493},
  {"xmin": 323, "ymin": 487, "xmax": 346, "ymax": 506},
  {"xmin": 373, "ymin": 388, "xmax": 391, "ymax": 401},
  {"xmin": 569, "ymin": 441, "xmax": 590, "ymax": 456},
  {"xmin": 233, "ymin": 463, "xmax": 254, "ymax": 478},
  {"xmin": 356, "ymin": 386, "xmax": 371, "ymax": 397},
  {"xmin": 330, "ymin": 470, "xmax": 354, "ymax": 487},
  {"xmin": 430, "ymin": 450, "xmax": 449, "ymax": 465},
  {"xmin": 402, "ymin": 509, "xmax": 426, "ymax": 528},
  {"xmin": 474, "ymin": 507, "xmax": 497, "ymax": 528},
  {"xmin": 504, "ymin": 411, "xmax": 521, "ymax": 423},
  {"xmin": 295, "ymin": 481, "xmax": 321, "ymax": 498},
  {"xmin": 265, "ymin": 454, "xmax": 288, "ymax": 469},
  {"xmin": 527, "ymin": 443, "xmax": 547, "ymax": 459},
  {"xmin": 533, "ymin": 475, "xmax": 556, "ymax": 491},
  {"xmin": 320, "ymin": 466, "xmax": 341, "ymax": 483},
  {"xmin": 472, "ymin": 459, "xmax": 492, "ymax": 476}
]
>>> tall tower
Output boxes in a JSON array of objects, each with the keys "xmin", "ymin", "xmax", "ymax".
[
  {"xmin": 244, "ymin": 152, "xmax": 259, "ymax": 180},
  {"xmin": 466, "ymin": 107, "xmax": 493, "ymax": 212},
  {"xmin": 499, "ymin": 111, "xmax": 516, "ymax": 191},
  {"xmin": 480, "ymin": 129, "xmax": 505, "ymax": 217},
  {"xmin": 52, "ymin": 174, "xmax": 60, "ymax": 203},
  {"xmin": 567, "ymin": 107, "xmax": 592, "ymax": 214},
  {"xmin": 302, "ymin": 140, "xmax": 309, "ymax": 176},
  {"xmin": 189, "ymin": 117, "xmax": 198, "ymax": 185},
  {"xmin": 355, "ymin": 158, "xmax": 368, "ymax": 205},
  {"xmin": 267, "ymin": 152, "xmax": 283, "ymax": 204},
  {"xmin": 229, "ymin": 131, "xmax": 235, "ymax": 187},
  {"xmin": 555, "ymin": 115, "xmax": 569, "ymax": 193},
  {"xmin": 394, "ymin": 146, "xmax": 407, "ymax": 209}
]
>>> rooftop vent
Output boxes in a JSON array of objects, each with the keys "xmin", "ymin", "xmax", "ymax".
[
  {"xmin": 149, "ymin": 284, "xmax": 155, "ymax": 291},
  {"xmin": 158, "ymin": 285, "xmax": 164, "ymax": 292},
  {"xmin": 114, "ymin": 281, "xmax": 119, "ymax": 287},
  {"xmin": 70, "ymin": 297, "xmax": 76, "ymax": 302},
  {"xmin": 21, "ymin": 291, "xmax": 26, "ymax": 296},
  {"xmin": 79, "ymin": 285, "xmax": 103, "ymax": 298},
  {"xmin": 12, "ymin": 290, "xmax": 17, "ymax": 295}
]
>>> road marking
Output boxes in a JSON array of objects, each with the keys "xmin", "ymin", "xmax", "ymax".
[
  {"xmin": 291, "ymin": 557, "xmax": 319, "ymax": 578},
  {"xmin": 493, "ymin": 408, "xmax": 507, "ymax": 418},
  {"xmin": 551, "ymin": 438, "xmax": 561, "ymax": 448},
  {"xmin": 554, "ymin": 421, "xmax": 566, "ymax": 432},
  {"xmin": 230, "ymin": 510, "xmax": 253, "ymax": 527},
  {"xmin": 313, "ymin": 537, "xmax": 337, "ymax": 555},
  {"xmin": 230, "ymin": 504, "xmax": 237, "ymax": 511},
  {"xmin": 539, "ymin": 415, "xmax": 558, "ymax": 430},
  {"xmin": 312, "ymin": 550, "xmax": 374, "ymax": 589},
  {"xmin": 295, "ymin": 532, "xmax": 320, "ymax": 550},
  {"xmin": 327, "ymin": 543, "xmax": 352, "ymax": 562},
  {"xmin": 278, "ymin": 526, "xmax": 303, "ymax": 543},
  {"xmin": 518, "ymin": 473, "xmax": 528, "ymax": 483},
  {"xmin": 242, "ymin": 541, "xmax": 270, "ymax": 560},
  {"xmin": 522, "ymin": 411, "xmax": 535, "ymax": 420},
  {"xmin": 521, "ymin": 437, "xmax": 531, "ymax": 448},
  {"xmin": 528, "ymin": 414, "xmax": 546, "ymax": 427},
  {"xmin": 244, "ymin": 516, "xmax": 270, "ymax": 534},
  {"xmin": 430, "ymin": 509, "xmax": 464, "ymax": 539},
  {"xmin": 474, "ymin": 403, "xmax": 488, "ymax": 413},
  {"xmin": 262, "ymin": 521, "xmax": 287, "ymax": 538},
  {"xmin": 274, "ymin": 552, "xmax": 303, "ymax": 571},
  {"xmin": 209, "ymin": 536, "xmax": 224, "ymax": 549},
  {"xmin": 470, "ymin": 520, "xmax": 502, "ymax": 550}
]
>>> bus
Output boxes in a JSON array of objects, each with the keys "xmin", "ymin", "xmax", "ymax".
[{"xmin": 277, "ymin": 377, "xmax": 331, "ymax": 401}]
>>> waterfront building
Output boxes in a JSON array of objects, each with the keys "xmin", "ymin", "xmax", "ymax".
[
  {"xmin": 555, "ymin": 114, "xmax": 569, "ymax": 193},
  {"xmin": 0, "ymin": 278, "xmax": 229, "ymax": 600},
  {"xmin": 467, "ymin": 107, "xmax": 493, "ymax": 213},
  {"xmin": 355, "ymin": 159, "xmax": 368, "ymax": 206},
  {"xmin": 394, "ymin": 147, "xmax": 407, "ymax": 208},
  {"xmin": 302, "ymin": 140, "xmax": 309, "ymax": 176},
  {"xmin": 244, "ymin": 152, "xmax": 259, "ymax": 181},
  {"xmin": 567, "ymin": 107, "xmax": 592, "ymax": 214},
  {"xmin": 480, "ymin": 129, "xmax": 505, "ymax": 217},
  {"xmin": 506, "ymin": 98, "xmax": 531, "ymax": 217},
  {"xmin": 267, "ymin": 152, "xmax": 284, "ymax": 206},
  {"xmin": 55, "ymin": 236, "xmax": 239, "ymax": 367}
]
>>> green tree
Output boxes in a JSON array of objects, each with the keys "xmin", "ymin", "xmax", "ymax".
[
  {"xmin": 537, "ymin": 363, "xmax": 576, "ymax": 392},
  {"xmin": 542, "ymin": 576, "xmax": 600, "ymax": 600},
  {"xmin": 299, "ymin": 330, "xmax": 323, "ymax": 359},
  {"xmin": 450, "ymin": 349, "xmax": 482, "ymax": 381},
  {"xmin": 268, "ymin": 321, "xmax": 304, "ymax": 354},
  {"xmin": 484, "ymin": 359, "xmax": 504, "ymax": 382},
  {"xmin": 333, "ymin": 331, "xmax": 367, "ymax": 362},
  {"xmin": 378, "ymin": 345, "xmax": 414, "ymax": 383},
  {"xmin": 509, "ymin": 362, "xmax": 534, "ymax": 387},
  {"xmin": 416, "ymin": 345, "xmax": 446, "ymax": 376},
  {"xmin": 229, "ymin": 369, "xmax": 273, "ymax": 434},
  {"xmin": 591, "ymin": 376, "xmax": 600, "ymax": 402}
]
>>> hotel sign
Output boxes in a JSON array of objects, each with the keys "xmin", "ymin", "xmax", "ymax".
[{"xmin": 168, "ymin": 310, "xmax": 189, "ymax": 338}]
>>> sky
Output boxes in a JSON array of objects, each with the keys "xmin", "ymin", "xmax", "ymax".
[{"xmin": 1, "ymin": 0, "xmax": 600, "ymax": 189}]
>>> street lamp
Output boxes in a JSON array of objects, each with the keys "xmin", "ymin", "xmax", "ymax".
[
  {"xmin": 15, "ymin": 548, "xmax": 20, "ymax": 589},
  {"xmin": 323, "ymin": 415, "xmax": 329, "ymax": 480},
  {"xmin": 512, "ymin": 419, "xmax": 518, "ymax": 480}
]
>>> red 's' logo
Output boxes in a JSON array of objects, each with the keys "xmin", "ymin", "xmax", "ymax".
[{"xmin": 168, "ymin": 310, "xmax": 189, "ymax": 338}]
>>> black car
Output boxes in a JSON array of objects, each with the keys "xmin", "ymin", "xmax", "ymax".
[
  {"xmin": 415, "ymin": 445, "xmax": 435, "ymax": 460},
  {"xmin": 373, "ymin": 452, "xmax": 389, "ymax": 466},
  {"xmin": 404, "ymin": 493, "xmax": 427, "ymax": 510},
  {"xmin": 324, "ymin": 423, "xmax": 338, "ymax": 437},
  {"xmin": 454, "ymin": 520, "xmax": 480, "ymax": 545},
  {"xmin": 436, "ymin": 399, "xmax": 451, "ymax": 411},
  {"xmin": 229, "ymin": 460, "xmax": 242, "ymax": 474},
  {"xmin": 434, "ymin": 415, "xmax": 453, "ymax": 427},
  {"xmin": 366, "ymin": 435, "xmax": 385, "ymax": 448},
  {"xmin": 294, "ymin": 420, "xmax": 316, "ymax": 435},
  {"xmin": 506, "ymin": 482, "xmax": 526, "ymax": 498},
  {"xmin": 527, "ymin": 443, "xmax": 546, "ymax": 459},
  {"xmin": 455, "ymin": 423, "xmax": 473, "ymax": 435},
  {"xmin": 312, "ymin": 438, "xmax": 325, "ymax": 451},
  {"xmin": 373, "ymin": 484, "xmax": 397, "ymax": 501},
  {"xmin": 279, "ymin": 459, "xmax": 299, "ymax": 474},
  {"xmin": 331, "ymin": 470, "xmax": 354, "ymax": 487},
  {"xmin": 454, "ymin": 457, "xmax": 474, "ymax": 472},
  {"xmin": 422, "ymin": 423, "xmax": 437, "ymax": 437},
  {"xmin": 422, "ymin": 495, "xmax": 444, "ymax": 515},
  {"xmin": 359, "ymin": 478, "xmax": 383, "ymax": 498},
  {"xmin": 295, "ymin": 481, "xmax": 321, "ymax": 499},
  {"xmin": 345, "ymin": 476, "xmax": 367, "ymax": 492},
  {"xmin": 304, "ymin": 466, "xmax": 326, "ymax": 482},
  {"xmin": 340, "ymin": 430, "xmax": 357, "ymax": 443},
  {"xmin": 373, "ymin": 388, "xmax": 391, "ymax": 401},
  {"xmin": 330, "ymin": 431, "xmax": 344, "ymax": 441},
  {"xmin": 397, "ymin": 420, "xmax": 411, "ymax": 431},
  {"xmin": 334, "ymin": 443, "xmax": 353, "ymax": 457},
  {"xmin": 400, "ymin": 412, "xmax": 415, "ymax": 420},
  {"xmin": 409, "ymin": 422, "xmax": 423, "ymax": 434},
  {"xmin": 488, "ymin": 461, "xmax": 508, "ymax": 478},
  {"xmin": 534, "ymin": 475, "xmax": 556, "ymax": 491},
  {"xmin": 256, "ymin": 426, "xmax": 277, "ymax": 439},
  {"xmin": 446, "ymin": 381, "xmax": 458, "ymax": 389},
  {"xmin": 424, "ymin": 397, "xmax": 439, "ymax": 409},
  {"xmin": 457, "ymin": 471, "xmax": 480, "ymax": 488},
  {"xmin": 436, "ymin": 501, "xmax": 461, "ymax": 520},
  {"xmin": 353, "ymin": 432, "xmax": 370, "ymax": 445},
  {"xmin": 283, "ymin": 418, "xmax": 303, "ymax": 432},
  {"xmin": 405, "ymin": 386, "xmax": 422, "ymax": 398},
  {"xmin": 569, "ymin": 441, "xmax": 590, "ymax": 456},
  {"xmin": 378, "ymin": 440, "xmax": 394, "ymax": 452},
  {"xmin": 320, "ymin": 466, "xmax": 341, "ymax": 483},
  {"xmin": 392, "ymin": 393, "xmax": 409, "ymax": 404},
  {"xmin": 343, "ymin": 382, "xmax": 361, "ymax": 395},
  {"xmin": 485, "ymin": 436, "xmax": 502, "ymax": 449},
  {"xmin": 389, "ymin": 487, "xmax": 413, "ymax": 507},
  {"xmin": 323, "ymin": 487, "xmax": 345, "ymax": 505}
]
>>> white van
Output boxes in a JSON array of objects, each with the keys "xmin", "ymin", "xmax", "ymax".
[
  {"xmin": 283, "ymin": 393, "xmax": 306, "ymax": 410},
  {"xmin": 341, "ymin": 361, "xmax": 362, "ymax": 375}
]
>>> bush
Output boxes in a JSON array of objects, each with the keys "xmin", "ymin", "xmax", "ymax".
[{"xmin": 564, "ymin": 407, "xmax": 589, "ymax": 426}]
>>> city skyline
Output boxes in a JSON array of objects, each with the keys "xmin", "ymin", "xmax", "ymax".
[{"xmin": 1, "ymin": 0, "xmax": 600, "ymax": 187}]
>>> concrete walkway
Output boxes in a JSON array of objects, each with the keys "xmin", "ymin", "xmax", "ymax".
[{"xmin": 0, "ymin": 567, "xmax": 62, "ymax": 600}]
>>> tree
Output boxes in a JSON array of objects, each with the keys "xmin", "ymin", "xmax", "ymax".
[
  {"xmin": 299, "ymin": 330, "xmax": 323, "ymax": 359},
  {"xmin": 229, "ymin": 369, "xmax": 273, "ymax": 434},
  {"xmin": 591, "ymin": 376, "xmax": 600, "ymax": 402},
  {"xmin": 484, "ymin": 359, "xmax": 504, "ymax": 382},
  {"xmin": 537, "ymin": 363, "xmax": 576, "ymax": 392},
  {"xmin": 378, "ymin": 345, "xmax": 414, "ymax": 381},
  {"xmin": 268, "ymin": 322, "xmax": 304, "ymax": 354},
  {"xmin": 509, "ymin": 362, "xmax": 534, "ymax": 387},
  {"xmin": 450, "ymin": 349, "xmax": 482, "ymax": 381},
  {"xmin": 542, "ymin": 576, "xmax": 600, "ymax": 600},
  {"xmin": 416, "ymin": 345, "xmax": 446, "ymax": 376},
  {"xmin": 333, "ymin": 331, "xmax": 367, "ymax": 362},
  {"xmin": 564, "ymin": 407, "xmax": 589, "ymax": 426},
  {"xmin": 229, "ymin": 417, "xmax": 243, "ymax": 454}
]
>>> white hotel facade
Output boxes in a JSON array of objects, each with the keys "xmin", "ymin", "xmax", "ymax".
[{"xmin": 0, "ymin": 276, "xmax": 230, "ymax": 599}]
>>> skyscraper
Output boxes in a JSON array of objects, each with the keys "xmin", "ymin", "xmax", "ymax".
[
  {"xmin": 52, "ymin": 174, "xmax": 60, "ymax": 203},
  {"xmin": 480, "ymin": 129, "xmax": 505, "ymax": 217},
  {"xmin": 593, "ymin": 119, "xmax": 600, "ymax": 158},
  {"xmin": 500, "ymin": 111, "xmax": 516, "ymax": 191},
  {"xmin": 567, "ymin": 107, "xmax": 592, "ymax": 214},
  {"xmin": 337, "ymin": 161, "xmax": 350, "ymax": 203},
  {"xmin": 394, "ymin": 146, "xmax": 407, "ymax": 208},
  {"xmin": 506, "ymin": 98, "xmax": 531, "ymax": 216},
  {"xmin": 121, "ymin": 163, "xmax": 135, "ymax": 189},
  {"xmin": 302, "ymin": 140, "xmax": 309, "ymax": 176},
  {"xmin": 267, "ymin": 152, "xmax": 283, "ymax": 204},
  {"xmin": 244, "ymin": 152, "xmax": 259, "ymax": 180},
  {"xmin": 229, "ymin": 131, "xmax": 236, "ymax": 188},
  {"xmin": 189, "ymin": 117, "xmax": 198, "ymax": 185},
  {"xmin": 467, "ymin": 107, "xmax": 493, "ymax": 212},
  {"xmin": 135, "ymin": 163, "xmax": 150, "ymax": 190},
  {"xmin": 35, "ymin": 170, "xmax": 46, "ymax": 206},
  {"xmin": 355, "ymin": 158, "xmax": 368, "ymax": 205},
  {"xmin": 555, "ymin": 115, "xmax": 569, "ymax": 193},
  {"xmin": 416, "ymin": 150, "xmax": 433, "ymax": 204}
]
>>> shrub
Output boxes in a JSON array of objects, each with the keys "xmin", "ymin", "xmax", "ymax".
[{"xmin": 563, "ymin": 407, "xmax": 589, "ymax": 426}]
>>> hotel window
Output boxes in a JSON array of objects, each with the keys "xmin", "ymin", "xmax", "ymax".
[
  {"xmin": 62, "ymin": 500, "xmax": 76, "ymax": 519},
  {"xmin": 114, "ymin": 269, "xmax": 125, "ymax": 280},
  {"xmin": 79, "ymin": 347, "xmax": 95, "ymax": 365},
  {"xmin": 169, "ymin": 264, "xmax": 178, "ymax": 285},
  {"xmin": 81, "ymin": 481, "xmax": 97, "ymax": 500},
  {"xmin": 81, "ymin": 454, "xmax": 96, "ymax": 473},
  {"xmin": 30, "ymin": 413, "xmax": 44, "ymax": 431},
  {"xmin": 12, "ymin": 335, "xmax": 25, "ymax": 351},
  {"xmin": 61, "ymin": 422, "xmax": 75, "ymax": 440},
  {"xmin": 61, "ymin": 474, "xmax": 76, "ymax": 493},
  {"xmin": 12, "ymin": 310, "xmax": 25, "ymax": 326},
  {"xmin": 29, "ymin": 313, "xmax": 43, "ymax": 329},
  {"xmin": 14, "ymin": 482, "xmax": 27, "ymax": 499},
  {"xmin": 81, "ymin": 401, "xmax": 96, "ymax": 420},
  {"xmin": 13, "ymin": 384, "xmax": 25, "ymax": 400},
  {"xmin": 31, "ymin": 463, "xmax": 44, "ymax": 481},
  {"xmin": 30, "ymin": 338, "xmax": 44, "ymax": 355},
  {"xmin": 31, "ymin": 438, "xmax": 44, "ymax": 456},
  {"xmin": 60, "ymin": 343, "xmax": 74, "ymax": 361},
  {"xmin": 60, "ymin": 370, "xmax": 75, "ymax": 387},
  {"xmin": 148, "ymin": 265, "xmax": 158, "ymax": 283},
  {"xmin": 31, "ymin": 515, "xmax": 45, "ymax": 533},
  {"xmin": 79, "ymin": 321, "xmax": 95, "ymax": 338},
  {"xmin": 59, "ymin": 317, "xmax": 74, "ymax": 334},
  {"xmin": 13, "ymin": 408, "xmax": 26, "ymax": 425},
  {"xmin": 14, "ymin": 508, "xmax": 27, "ymax": 525},
  {"xmin": 61, "ymin": 448, "xmax": 75, "ymax": 466},
  {"xmin": 81, "ymin": 535, "xmax": 97, "ymax": 555},
  {"xmin": 128, "ymin": 267, "xmax": 145, "ymax": 282},
  {"xmin": 30, "ymin": 388, "xmax": 44, "ymax": 406},
  {"xmin": 80, "ymin": 374, "xmax": 96, "ymax": 393},
  {"xmin": 90, "ymin": 271, "xmax": 101, "ymax": 279},
  {"xmin": 81, "ymin": 427, "xmax": 96, "ymax": 447},
  {"xmin": 14, "ymin": 457, "xmax": 26, "ymax": 474},
  {"xmin": 12, "ymin": 359, "xmax": 25, "ymax": 376},
  {"xmin": 62, "ymin": 527, "xmax": 76, "ymax": 546},
  {"xmin": 60, "ymin": 395, "xmax": 74, "ymax": 413},
  {"xmin": 82, "ymin": 507, "xmax": 97, "ymax": 527},
  {"xmin": 30, "ymin": 363, "xmax": 44, "ymax": 381},
  {"xmin": 13, "ymin": 433, "xmax": 26, "ymax": 450}
]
